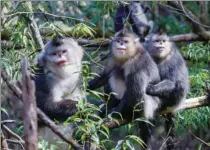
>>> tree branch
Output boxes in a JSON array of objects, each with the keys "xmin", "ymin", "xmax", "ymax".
[
  {"xmin": 6, "ymin": 139, "xmax": 25, "ymax": 150},
  {"xmin": 25, "ymin": 2, "xmax": 44, "ymax": 50},
  {"xmin": 169, "ymin": 33, "xmax": 205, "ymax": 42},
  {"xmin": 1, "ymin": 132, "xmax": 9, "ymax": 150},
  {"xmin": 37, "ymin": 109, "xmax": 83, "ymax": 150},
  {"xmin": 2, "ymin": 125, "xmax": 24, "ymax": 144},
  {"xmin": 2, "ymin": 31, "xmax": 210, "ymax": 52},
  {"xmin": 2, "ymin": 11, "xmax": 95, "ymax": 26},
  {"xmin": 21, "ymin": 57, "xmax": 38, "ymax": 150},
  {"xmin": 105, "ymin": 96, "xmax": 210, "ymax": 129},
  {"xmin": 1, "ymin": 120, "xmax": 16, "ymax": 125},
  {"xmin": 198, "ymin": 1, "xmax": 209, "ymax": 25},
  {"xmin": 168, "ymin": 1, "xmax": 210, "ymax": 40}
]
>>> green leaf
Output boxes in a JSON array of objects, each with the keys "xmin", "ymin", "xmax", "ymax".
[{"xmin": 125, "ymin": 140, "xmax": 135, "ymax": 150}]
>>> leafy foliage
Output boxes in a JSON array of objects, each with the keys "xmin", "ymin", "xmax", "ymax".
[
  {"xmin": 176, "ymin": 43, "xmax": 210, "ymax": 134},
  {"xmin": 1, "ymin": 1, "xmax": 210, "ymax": 149}
]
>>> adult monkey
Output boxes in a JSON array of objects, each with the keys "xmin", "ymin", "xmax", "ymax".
[
  {"xmin": 146, "ymin": 33, "xmax": 189, "ymax": 150},
  {"xmin": 35, "ymin": 35, "xmax": 84, "ymax": 121},
  {"xmin": 88, "ymin": 28, "xmax": 160, "ymax": 123},
  {"xmin": 35, "ymin": 35, "xmax": 84, "ymax": 148}
]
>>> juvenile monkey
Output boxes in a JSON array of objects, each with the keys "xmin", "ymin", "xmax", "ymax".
[
  {"xmin": 146, "ymin": 33, "xmax": 189, "ymax": 150},
  {"xmin": 88, "ymin": 28, "xmax": 160, "ymax": 121},
  {"xmin": 35, "ymin": 35, "xmax": 84, "ymax": 121},
  {"xmin": 115, "ymin": 2, "xmax": 153, "ymax": 39}
]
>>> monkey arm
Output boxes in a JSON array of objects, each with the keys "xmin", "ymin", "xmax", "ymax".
[
  {"xmin": 146, "ymin": 79, "xmax": 176, "ymax": 97},
  {"xmin": 87, "ymin": 71, "xmax": 110, "ymax": 90},
  {"xmin": 36, "ymin": 91, "xmax": 78, "ymax": 121},
  {"xmin": 112, "ymin": 73, "xmax": 147, "ymax": 120}
]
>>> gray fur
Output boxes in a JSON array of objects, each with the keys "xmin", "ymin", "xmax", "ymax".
[{"xmin": 34, "ymin": 36, "xmax": 84, "ymax": 121}]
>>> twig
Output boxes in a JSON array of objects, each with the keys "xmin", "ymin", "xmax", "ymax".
[
  {"xmin": 2, "ymin": 125, "xmax": 24, "ymax": 143},
  {"xmin": 1, "ymin": 68, "xmax": 23, "ymax": 98},
  {"xmin": 6, "ymin": 139, "xmax": 25, "ymax": 150},
  {"xmin": 2, "ymin": 11, "xmax": 95, "ymax": 26},
  {"xmin": 168, "ymin": 1, "xmax": 210, "ymax": 40},
  {"xmin": 179, "ymin": 1, "xmax": 210, "ymax": 29},
  {"xmin": 1, "ymin": 131, "xmax": 9, "ymax": 150},
  {"xmin": 1, "ymin": 120, "xmax": 16, "ymax": 125},
  {"xmin": 25, "ymin": 2, "xmax": 44, "ymax": 50},
  {"xmin": 84, "ymin": 135, "xmax": 91, "ymax": 150},
  {"xmin": 188, "ymin": 130, "xmax": 210, "ymax": 147},
  {"xmin": 77, "ymin": 38, "xmax": 110, "ymax": 47}
]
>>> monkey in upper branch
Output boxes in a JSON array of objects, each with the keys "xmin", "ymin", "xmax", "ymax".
[
  {"xmin": 145, "ymin": 33, "xmax": 189, "ymax": 150},
  {"xmin": 88, "ymin": 28, "xmax": 161, "ymax": 122},
  {"xmin": 115, "ymin": 1, "xmax": 153, "ymax": 39},
  {"xmin": 34, "ymin": 35, "xmax": 84, "ymax": 121}
]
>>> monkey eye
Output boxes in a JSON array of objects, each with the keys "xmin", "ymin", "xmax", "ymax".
[
  {"xmin": 117, "ymin": 40, "xmax": 120, "ymax": 43},
  {"xmin": 124, "ymin": 40, "xmax": 128, "ymax": 43},
  {"xmin": 51, "ymin": 52, "xmax": 57, "ymax": 56},
  {"xmin": 62, "ymin": 50, "xmax": 67, "ymax": 53},
  {"xmin": 155, "ymin": 40, "xmax": 159, "ymax": 42},
  {"xmin": 163, "ymin": 40, "xmax": 166, "ymax": 42}
]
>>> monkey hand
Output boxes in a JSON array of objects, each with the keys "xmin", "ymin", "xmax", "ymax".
[
  {"xmin": 99, "ymin": 104, "xmax": 107, "ymax": 118},
  {"xmin": 57, "ymin": 99, "xmax": 78, "ymax": 109},
  {"xmin": 146, "ymin": 84, "xmax": 155, "ymax": 95},
  {"xmin": 111, "ymin": 107, "xmax": 123, "ymax": 119}
]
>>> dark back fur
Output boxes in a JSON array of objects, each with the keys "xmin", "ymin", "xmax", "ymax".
[{"xmin": 158, "ymin": 47, "xmax": 189, "ymax": 108}]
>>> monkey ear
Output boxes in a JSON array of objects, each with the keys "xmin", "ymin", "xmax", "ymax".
[
  {"xmin": 144, "ymin": 37, "xmax": 149, "ymax": 42},
  {"xmin": 35, "ymin": 51, "xmax": 45, "ymax": 66},
  {"xmin": 109, "ymin": 37, "xmax": 114, "ymax": 41},
  {"xmin": 134, "ymin": 38, "xmax": 140, "ymax": 42}
]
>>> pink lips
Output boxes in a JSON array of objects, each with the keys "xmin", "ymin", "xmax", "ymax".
[
  {"xmin": 156, "ymin": 47, "xmax": 164, "ymax": 51},
  {"xmin": 117, "ymin": 48, "xmax": 126, "ymax": 51},
  {"xmin": 56, "ymin": 60, "xmax": 67, "ymax": 66}
]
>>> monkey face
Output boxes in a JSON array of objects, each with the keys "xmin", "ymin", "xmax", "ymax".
[
  {"xmin": 41, "ymin": 38, "xmax": 83, "ymax": 68},
  {"xmin": 111, "ymin": 37, "xmax": 137, "ymax": 61},
  {"xmin": 47, "ymin": 49, "xmax": 68, "ymax": 67},
  {"xmin": 36, "ymin": 37, "xmax": 84, "ymax": 79},
  {"xmin": 148, "ymin": 34, "xmax": 171, "ymax": 59}
]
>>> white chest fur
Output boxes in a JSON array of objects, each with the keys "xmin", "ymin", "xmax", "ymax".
[
  {"xmin": 109, "ymin": 73, "xmax": 126, "ymax": 100},
  {"xmin": 50, "ymin": 64, "xmax": 82, "ymax": 102}
]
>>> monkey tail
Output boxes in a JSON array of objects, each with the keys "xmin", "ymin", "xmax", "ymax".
[{"xmin": 165, "ymin": 113, "xmax": 175, "ymax": 150}]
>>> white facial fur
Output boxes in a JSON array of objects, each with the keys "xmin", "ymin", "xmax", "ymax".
[
  {"xmin": 147, "ymin": 34, "xmax": 172, "ymax": 59},
  {"xmin": 37, "ymin": 38, "xmax": 83, "ymax": 79},
  {"xmin": 112, "ymin": 36, "xmax": 138, "ymax": 62},
  {"xmin": 36, "ymin": 37, "xmax": 84, "ymax": 102}
]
